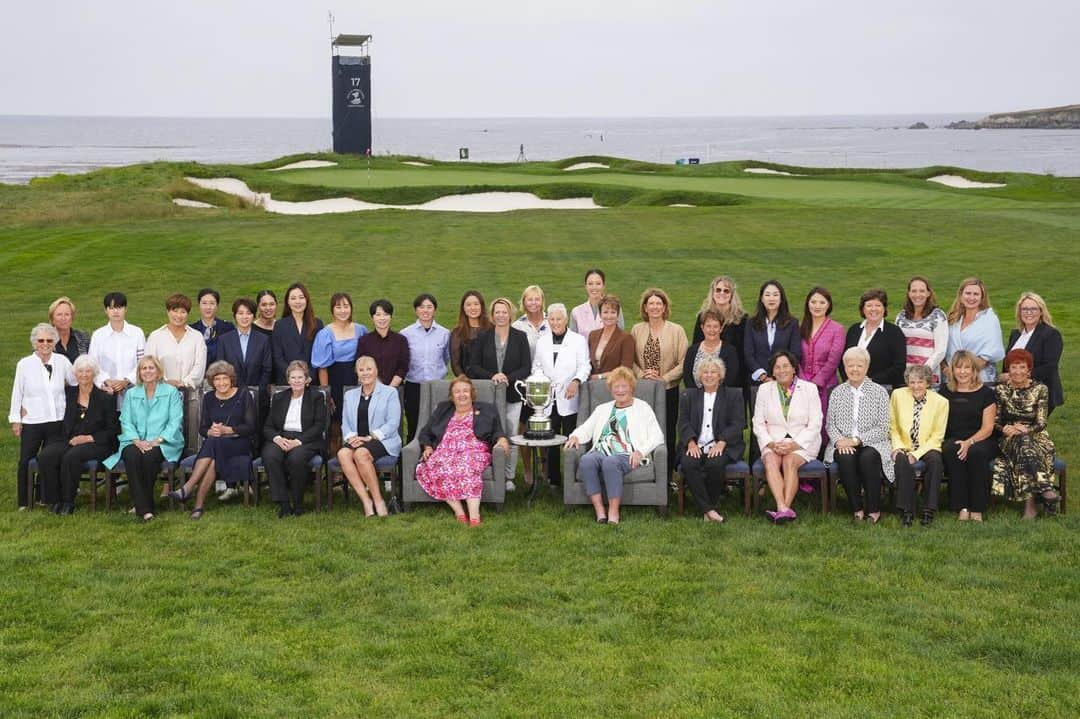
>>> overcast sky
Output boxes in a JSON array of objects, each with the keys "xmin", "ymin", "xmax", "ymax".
[{"xmin": 3, "ymin": 0, "xmax": 1076, "ymax": 118}]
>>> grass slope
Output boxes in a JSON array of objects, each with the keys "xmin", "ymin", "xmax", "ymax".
[{"xmin": 0, "ymin": 157, "xmax": 1077, "ymax": 718}]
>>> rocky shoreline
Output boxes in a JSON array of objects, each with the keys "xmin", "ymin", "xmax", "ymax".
[{"xmin": 947, "ymin": 103, "xmax": 1080, "ymax": 129}]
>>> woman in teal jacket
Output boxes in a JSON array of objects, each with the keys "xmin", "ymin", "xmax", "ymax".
[{"xmin": 104, "ymin": 355, "xmax": 184, "ymax": 521}]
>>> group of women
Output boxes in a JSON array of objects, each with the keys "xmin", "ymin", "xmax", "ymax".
[{"xmin": 8, "ymin": 272, "xmax": 1065, "ymax": 524}]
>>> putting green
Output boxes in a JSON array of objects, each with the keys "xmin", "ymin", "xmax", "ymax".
[{"xmin": 267, "ymin": 167, "xmax": 1065, "ymax": 210}]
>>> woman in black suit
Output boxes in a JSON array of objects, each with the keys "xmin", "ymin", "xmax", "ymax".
[
  {"xmin": 678, "ymin": 355, "xmax": 745, "ymax": 523},
  {"xmin": 37, "ymin": 355, "xmax": 118, "ymax": 514},
  {"xmin": 271, "ymin": 282, "xmax": 324, "ymax": 384},
  {"xmin": 261, "ymin": 360, "xmax": 328, "ymax": 517},
  {"xmin": 840, "ymin": 288, "xmax": 906, "ymax": 389},
  {"xmin": 216, "ymin": 297, "xmax": 272, "ymax": 390},
  {"xmin": 1006, "ymin": 292, "xmax": 1064, "ymax": 414},
  {"xmin": 467, "ymin": 297, "xmax": 531, "ymax": 488},
  {"xmin": 743, "ymin": 280, "xmax": 801, "ymax": 386}
]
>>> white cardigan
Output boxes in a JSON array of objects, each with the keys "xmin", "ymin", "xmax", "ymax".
[
  {"xmin": 570, "ymin": 398, "xmax": 664, "ymax": 462},
  {"xmin": 752, "ymin": 379, "xmax": 823, "ymax": 459},
  {"xmin": 532, "ymin": 330, "xmax": 591, "ymax": 415}
]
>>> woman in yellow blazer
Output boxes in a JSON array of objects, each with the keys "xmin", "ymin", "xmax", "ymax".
[
  {"xmin": 630, "ymin": 287, "xmax": 689, "ymax": 474},
  {"xmin": 889, "ymin": 364, "xmax": 949, "ymax": 527}
]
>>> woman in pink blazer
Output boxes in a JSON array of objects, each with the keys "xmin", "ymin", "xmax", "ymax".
[
  {"xmin": 753, "ymin": 350, "xmax": 823, "ymax": 523},
  {"xmin": 798, "ymin": 287, "xmax": 844, "ymax": 445}
]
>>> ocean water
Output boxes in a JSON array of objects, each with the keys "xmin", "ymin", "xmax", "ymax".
[{"xmin": 2, "ymin": 113, "xmax": 1079, "ymax": 185}]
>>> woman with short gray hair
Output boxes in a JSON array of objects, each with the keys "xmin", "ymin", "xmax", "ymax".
[
  {"xmin": 9, "ymin": 323, "xmax": 76, "ymax": 508},
  {"xmin": 889, "ymin": 363, "xmax": 948, "ymax": 526},
  {"xmin": 532, "ymin": 303, "xmax": 591, "ymax": 487},
  {"xmin": 826, "ymin": 346, "xmax": 893, "ymax": 523},
  {"xmin": 37, "ymin": 352, "xmax": 118, "ymax": 513},
  {"xmin": 678, "ymin": 355, "xmax": 744, "ymax": 522}
]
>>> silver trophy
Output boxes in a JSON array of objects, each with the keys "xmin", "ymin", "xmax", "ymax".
[{"xmin": 515, "ymin": 370, "xmax": 557, "ymax": 439}]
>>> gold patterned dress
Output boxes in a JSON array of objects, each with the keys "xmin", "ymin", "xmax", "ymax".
[{"xmin": 991, "ymin": 381, "xmax": 1056, "ymax": 499}]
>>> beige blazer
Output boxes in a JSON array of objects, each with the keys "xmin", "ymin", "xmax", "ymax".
[{"xmin": 630, "ymin": 321, "xmax": 689, "ymax": 390}]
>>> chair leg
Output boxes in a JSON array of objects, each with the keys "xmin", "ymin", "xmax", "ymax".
[
  {"xmin": 89, "ymin": 470, "xmax": 97, "ymax": 513},
  {"xmin": 674, "ymin": 471, "xmax": 684, "ymax": 517},
  {"xmin": 1060, "ymin": 464, "xmax": 1067, "ymax": 515}
]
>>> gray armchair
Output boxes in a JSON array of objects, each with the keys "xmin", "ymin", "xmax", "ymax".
[
  {"xmin": 402, "ymin": 379, "xmax": 509, "ymax": 510},
  {"xmin": 562, "ymin": 378, "xmax": 668, "ymax": 514}
]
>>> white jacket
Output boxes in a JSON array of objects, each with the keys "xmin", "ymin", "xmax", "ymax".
[
  {"xmin": 532, "ymin": 330, "xmax": 591, "ymax": 416},
  {"xmin": 570, "ymin": 398, "xmax": 664, "ymax": 462}
]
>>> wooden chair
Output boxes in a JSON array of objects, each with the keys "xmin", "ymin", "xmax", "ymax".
[{"xmin": 674, "ymin": 460, "xmax": 752, "ymax": 517}]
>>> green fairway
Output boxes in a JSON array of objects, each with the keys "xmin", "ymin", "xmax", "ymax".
[
  {"xmin": 270, "ymin": 167, "xmax": 1044, "ymax": 209},
  {"xmin": 0, "ymin": 155, "xmax": 1077, "ymax": 718}
]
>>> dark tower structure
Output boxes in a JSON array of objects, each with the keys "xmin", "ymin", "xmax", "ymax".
[{"xmin": 331, "ymin": 33, "xmax": 372, "ymax": 154}]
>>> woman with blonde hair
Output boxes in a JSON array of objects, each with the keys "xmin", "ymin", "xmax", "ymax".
[
  {"xmin": 938, "ymin": 351, "xmax": 997, "ymax": 521},
  {"xmin": 692, "ymin": 276, "xmax": 747, "ymax": 389},
  {"xmin": 512, "ymin": 285, "xmax": 550, "ymax": 361},
  {"xmin": 48, "ymin": 296, "xmax": 90, "ymax": 364},
  {"xmin": 1006, "ymin": 292, "xmax": 1063, "ymax": 414},
  {"xmin": 945, "ymin": 277, "xmax": 1004, "ymax": 385}
]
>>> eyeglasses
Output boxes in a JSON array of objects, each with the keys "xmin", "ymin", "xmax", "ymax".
[
  {"xmin": 35, "ymin": 338, "xmax": 55, "ymax": 344},
  {"xmin": 713, "ymin": 287, "xmax": 731, "ymax": 294}
]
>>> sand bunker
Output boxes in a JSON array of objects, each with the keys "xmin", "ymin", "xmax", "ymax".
[
  {"xmin": 668, "ymin": 203, "xmax": 696, "ymax": 208},
  {"xmin": 563, "ymin": 162, "xmax": 609, "ymax": 171},
  {"xmin": 927, "ymin": 175, "xmax": 1006, "ymax": 189},
  {"xmin": 744, "ymin": 168, "xmax": 804, "ymax": 176},
  {"xmin": 268, "ymin": 160, "xmax": 339, "ymax": 171},
  {"xmin": 172, "ymin": 198, "xmax": 216, "ymax": 209},
  {"xmin": 185, "ymin": 177, "xmax": 600, "ymax": 214},
  {"xmin": 401, "ymin": 161, "xmax": 431, "ymax": 167}
]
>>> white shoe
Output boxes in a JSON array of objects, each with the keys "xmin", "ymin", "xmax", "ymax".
[
  {"xmin": 214, "ymin": 480, "xmax": 227, "ymax": 493},
  {"xmin": 505, "ymin": 480, "xmax": 516, "ymax": 492},
  {"xmin": 217, "ymin": 487, "xmax": 238, "ymax": 502}
]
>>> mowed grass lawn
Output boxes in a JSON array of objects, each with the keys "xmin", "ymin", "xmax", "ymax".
[{"xmin": 0, "ymin": 158, "xmax": 1077, "ymax": 718}]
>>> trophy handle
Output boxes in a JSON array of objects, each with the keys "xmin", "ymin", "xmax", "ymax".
[{"xmin": 514, "ymin": 379, "xmax": 528, "ymax": 403}]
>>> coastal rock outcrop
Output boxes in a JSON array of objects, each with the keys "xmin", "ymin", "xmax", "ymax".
[{"xmin": 948, "ymin": 104, "xmax": 1080, "ymax": 129}]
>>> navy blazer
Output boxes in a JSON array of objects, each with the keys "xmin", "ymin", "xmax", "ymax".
[
  {"xmin": 216, "ymin": 330, "xmax": 272, "ymax": 389},
  {"xmin": 467, "ymin": 327, "xmax": 532, "ymax": 396},
  {"xmin": 271, "ymin": 317, "xmax": 325, "ymax": 384},
  {"xmin": 682, "ymin": 341, "xmax": 741, "ymax": 390},
  {"xmin": 419, "ymin": 401, "xmax": 506, "ymax": 449},
  {"xmin": 263, "ymin": 387, "xmax": 328, "ymax": 445},
  {"xmin": 840, "ymin": 322, "xmax": 907, "ymax": 388},
  {"xmin": 743, "ymin": 318, "xmax": 802, "ymax": 383},
  {"xmin": 677, "ymin": 386, "xmax": 745, "ymax": 462},
  {"xmin": 1007, "ymin": 323, "xmax": 1064, "ymax": 412}
]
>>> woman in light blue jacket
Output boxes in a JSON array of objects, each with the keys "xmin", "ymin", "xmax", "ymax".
[
  {"xmin": 336, "ymin": 356, "xmax": 402, "ymax": 517},
  {"xmin": 104, "ymin": 355, "xmax": 184, "ymax": 522}
]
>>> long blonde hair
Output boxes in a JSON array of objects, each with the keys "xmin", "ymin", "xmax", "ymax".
[
  {"xmin": 946, "ymin": 277, "xmax": 991, "ymax": 324},
  {"xmin": 697, "ymin": 275, "xmax": 746, "ymax": 326}
]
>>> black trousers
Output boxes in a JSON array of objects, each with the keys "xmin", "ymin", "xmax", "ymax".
[
  {"xmin": 836, "ymin": 446, "xmax": 883, "ymax": 514},
  {"xmin": 122, "ymin": 444, "xmax": 165, "ymax": 517},
  {"xmin": 38, "ymin": 440, "xmax": 110, "ymax": 504},
  {"xmin": 263, "ymin": 442, "xmax": 320, "ymax": 507},
  {"xmin": 546, "ymin": 410, "xmax": 576, "ymax": 485},
  {"xmin": 943, "ymin": 438, "xmax": 996, "ymax": 512},
  {"xmin": 404, "ymin": 381, "xmax": 422, "ymax": 443},
  {"xmin": 16, "ymin": 421, "xmax": 63, "ymax": 507},
  {"xmin": 664, "ymin": 386, "xmax": 679, "ymax": 474},
  {"xmin": 681, "ymin": 452, "xmax": 733, "ymax": 514},
  {"xmin": 895, "ymin": 450, "xmax": 944, "ymax": 514}
]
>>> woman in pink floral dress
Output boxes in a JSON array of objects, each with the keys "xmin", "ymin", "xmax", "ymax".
[{"xmin": 416, "ymin": 376, "xmax": 510, "ymax": 525}]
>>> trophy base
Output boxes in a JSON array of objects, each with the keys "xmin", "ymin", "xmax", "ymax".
[{"xmin": 523, "ymin": 428, "xmax": 556, "ymax": 441}]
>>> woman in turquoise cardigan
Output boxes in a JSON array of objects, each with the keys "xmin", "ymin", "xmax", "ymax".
[{"xmin": 104, "ymin": 355, "xmax": 184, "ymax": 521}]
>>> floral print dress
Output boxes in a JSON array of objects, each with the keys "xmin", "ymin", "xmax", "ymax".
[
  {"xmin": 416, "ymin": 412, "xmax": 491, "ymax": 500},
  {"xmin": 991, "ymin": 381, "xmax": 1056, "ymax": 499}
]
